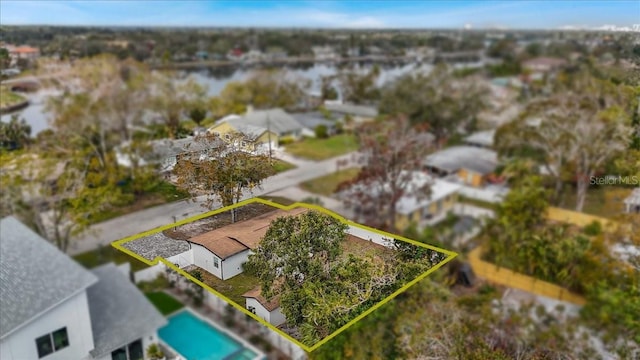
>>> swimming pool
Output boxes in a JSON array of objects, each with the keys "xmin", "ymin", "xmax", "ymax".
[{"xmin": 159, "ymin": 309, "xmax": 261, "ymax": 360}]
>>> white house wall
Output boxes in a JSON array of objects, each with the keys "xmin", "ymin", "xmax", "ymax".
[
  {"xmin": 245, "ymin": 298, "xmax": 272, "ymax": 325},
  {"xmin": 221, "ymin": 251, "xmax": 249, "ymax": 280},
  {"xmin": 0, "ymin": 291, "xmax": 95, "ymax": 360},
  {"xmin": 191, "ymin": 243, "xmax": 222, "ymax": 279},
  {"xmin": 269, "ymin": 307, "xmax": 286, "ymax": 327}
]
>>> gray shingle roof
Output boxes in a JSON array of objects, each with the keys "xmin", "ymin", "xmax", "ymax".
[
  {"xmin": 150, "ymin": 136, "xmax": 223, "ymax": 159},
  {"xmin": 240, "ymin": 108, "xmax": 304, "ymax": 135},
  {"xmin": 223, "ymin": 120, "xmax": 270, "ymax": 141},
  {"xmin": 323, "ymin": 103, "xmax": 379, "ymax": 118},
  {"xmin": 0, "ymin": 216, "xmax": 99, "ymax": 339},
  {"xmin": 424, "ymin": 146, "xmax": 498, "ymax": 175},
  {"xmin": 291, "ymin": 112, "xmax": 338, "ymax": 130},
  {"xmin": 87, "ymin": 263, "xmax": 167, "ymax": 358},
  {"xmin": 463, "ymin": 130, "xmax": 496, "ymax": 148}
]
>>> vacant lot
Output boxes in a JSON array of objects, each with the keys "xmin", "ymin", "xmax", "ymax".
[
  {"xmin": 300, "ymin": 168, "xmax": 360, "ymax": 196},
  {"xmin": 284, "ymin": 134, "xmax": 358, "ymax": 160}
]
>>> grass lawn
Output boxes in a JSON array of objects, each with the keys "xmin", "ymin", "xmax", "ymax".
[
  {"xmin": 271, "ymin": 159, "xmax": 296, "ymax": 173},
  {"xmin": 196, "ymin": 269, "xmax": 261, "ymax": 306},
  {"xmin": 145, "ymin": 292, "xmax": 184, "ymax": 315},
  {"xmin": 300, "ymin": 168, "xmax": 360, "ymax": 196},
  {"xmin": 89, "ymin": 181, "xmax": 190, "ymax": 224},
  {"xmin": 284, "ymin": 134, "xmax": 358, "ymax": 160},
  {"xmin": 73, "ymin": 245, "xmax": 150, "ymax": 272},
  {"xmin": 0, "ymin": 87, "xmax": 26, "ymax": 108},
  {"xmin": 558, "ymin": 186, "xmax": 632, "ymax": 218}
]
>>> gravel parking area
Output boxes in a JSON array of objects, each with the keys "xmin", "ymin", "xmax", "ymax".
[{"xmin": 121, "ymin": 232, "xmax": 189, "ymax": 261}]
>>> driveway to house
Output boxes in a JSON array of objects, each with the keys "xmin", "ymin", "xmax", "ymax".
[{"xmin": 69, "ymin": 151, "xmax": 361, "ymax": 255}]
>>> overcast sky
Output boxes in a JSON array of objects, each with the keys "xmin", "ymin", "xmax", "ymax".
[{"xmin": 1, "ymin": 1, "xmax": 638, "ymax": 30}]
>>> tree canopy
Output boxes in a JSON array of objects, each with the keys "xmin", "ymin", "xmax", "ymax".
[{"xmin": 379, "ymin": 64, "xmax": 488, "ymax": 145}]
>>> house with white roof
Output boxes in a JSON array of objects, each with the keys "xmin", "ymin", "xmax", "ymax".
[{"xmin": 0, "ymin": 217, "xmax": 166, "ymax": 360}]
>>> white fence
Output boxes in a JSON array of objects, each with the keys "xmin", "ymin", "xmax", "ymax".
[
  {"xmin": 133, "ymin": 249, "xmax": 194, "ymax": 283},
  {"xmin": 457, "ymin": 184, "xmax": 508, "ymax": 204},
  {"xmin": 346, "ymin": 225, "xmax": 395, "ymax": 248}
]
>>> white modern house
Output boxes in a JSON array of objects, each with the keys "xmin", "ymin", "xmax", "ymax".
[{"xmin": 0, "ymin": 217, "xmax": 166, "ymax": 360}]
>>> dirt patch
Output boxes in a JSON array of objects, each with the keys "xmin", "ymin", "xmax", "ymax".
[
  {"xmin": 341, "ymin": 234, "xmax": 394, "ymax": 259},
  {"xmin": 164, "ymin": 203, "xmax": 278, "ymax": 240}
]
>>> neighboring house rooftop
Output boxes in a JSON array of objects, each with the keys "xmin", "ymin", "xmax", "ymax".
[
  {"xmin": 222, "ymin": 119, "xmax": 272, "ymax": 141},
  {"xmin": 323, "ymin": 103, "xmax": 379, "ymax": 118},
  {"xmin": 395, "ymin": 172, "xmax": 462, "ymax": 215},
  {"xmin": 187, "ymin": 208, "xmax": 308, "ymax": 259},
  {"xmin": 0, "ymin": 217, "xmax": 99, "ymax": 339},
  {"xmin": 151, "ymin": 136, "xmax": 223, "ymax": 159},
  {"xmin": 87, "ymin": 263, "xmax": 167, "ymax": 359},
  {"xmin": 242, "ymin": 287, "xmax": 281, "ymax": 312},
  {"xmin": 291, "ymin": 112, "xmax": 338, "ymax": 129},
  {"xmin": 424, "ymin": 146, "xmax": 498, "ymax": 175},
  {"xmin": 463, "ymin": 129, "xmax": 496, "ymax": 148},
  {"xmin": 239, "ymin": 108, "xmax": 304, "ymax": 135}
]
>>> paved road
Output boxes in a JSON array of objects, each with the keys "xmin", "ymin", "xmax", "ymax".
[{"xmin": 69, "ymin": 152, "xmax": 361, "ymax": 255}]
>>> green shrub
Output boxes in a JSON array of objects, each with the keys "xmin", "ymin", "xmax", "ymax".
[
  {"xmin": 583, "ymin": 220, "xmax": 602, "ymax": 236},
  {"xmin": 314, "ymin": 125, "xmax": 329, "ymax": 139},
  {"xmin": 279, "ymin": 136, "xmax": 296, "ymax": 145}
]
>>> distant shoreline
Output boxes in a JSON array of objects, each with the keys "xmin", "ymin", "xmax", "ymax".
[{"xmin": 152, "ymin": 54, "xmax": 427, "ymax": 69}]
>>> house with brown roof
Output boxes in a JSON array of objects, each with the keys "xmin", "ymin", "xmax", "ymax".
[{"xmin": 186, "ymin": 208, "xmax": 307, "ymax": 280}]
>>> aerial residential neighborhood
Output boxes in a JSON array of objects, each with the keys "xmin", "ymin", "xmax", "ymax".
[{"xmin": 1, "ymin": 1, "xmax": 639, "ymax": 360}]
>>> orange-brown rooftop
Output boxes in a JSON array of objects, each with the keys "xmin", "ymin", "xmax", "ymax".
[
  {"xmin": 242, "ymin": 286, "xmax": 281, "ymax": 312},
  {"xmin": 187, "ymin": 207, "xmax": 308, "ymax": 259}
]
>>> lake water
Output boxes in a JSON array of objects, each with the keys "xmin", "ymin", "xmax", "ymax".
[{"xmin": 2, "ymin": 61, "xmax": 441, "ymax": 135}]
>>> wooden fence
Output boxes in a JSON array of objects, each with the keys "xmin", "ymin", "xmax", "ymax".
[
  {"xmin": 546, "ymin": 207, "xmax": 616, "ymax": 229},
  {"xmin": 468, "ymin": 247, "xmax": 587, "ymax": 305}
]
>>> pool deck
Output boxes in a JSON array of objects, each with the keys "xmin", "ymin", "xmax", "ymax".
[{"xmin": 160, "ymin": 307, "xmax": 265, "ymax": 360}]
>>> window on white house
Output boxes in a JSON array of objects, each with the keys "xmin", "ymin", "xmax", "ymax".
[
  {"xmin": 248, "ymin": 306, "xmax": 256, "ymax": 314},
  {"xmin": 241, "ymin": 141, "xmax": 248, "ymax": 147},
  {"xmin": 36, "ymin": 327, "xmax": 69, "ymax": 358},
  {"xmin": 213, "ymin": 257, "xmax": 219, "ymax": 268},
  {"xmin": 111, "ymin": 339, "xmax": 143, "ymax": 360}
]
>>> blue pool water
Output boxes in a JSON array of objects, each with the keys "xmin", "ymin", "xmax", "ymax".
[{"xmin": 159, "ymin": 310, "xmax": 258, "ymax": 360}]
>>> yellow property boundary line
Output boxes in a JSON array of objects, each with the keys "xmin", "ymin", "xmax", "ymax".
[{"xmin": 112, "ymin": 197, "xmax": 457, "ymax": 353}]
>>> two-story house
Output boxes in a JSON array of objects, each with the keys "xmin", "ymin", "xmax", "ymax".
[{"xmin": 0, "ymin": 217, "xmax": 166, "ymax": 360}]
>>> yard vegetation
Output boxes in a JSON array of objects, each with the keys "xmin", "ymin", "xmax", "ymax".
[
  {"xmin": 243, "ymin": 210, "xmax": 447, "ymax": 346},
  {"xmin": 300, "ymin": 168, "xmax": 360, "ymax": 196},
  {"xmin": 284, "ymin": 134, "xmax": 358, "ymax": 160},
  {"xmin": 73, "ymin": 245, "xmax": 149, "ymax": 272},
  {"xmin": 144, "ymin": 292, "xmax": 184, "ymax": 315}
]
